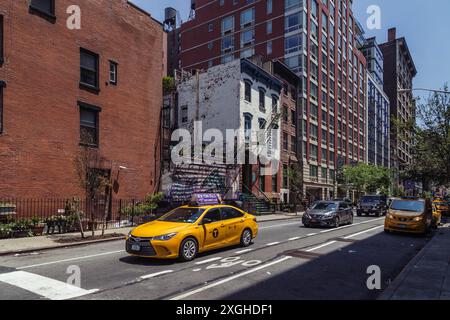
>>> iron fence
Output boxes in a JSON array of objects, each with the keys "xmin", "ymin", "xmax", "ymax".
[{"xmin": 0, "ymin": 198, "xmax": 176, "ymax": 234}]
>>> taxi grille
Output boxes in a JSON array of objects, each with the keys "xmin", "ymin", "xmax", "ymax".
[
  {"xmin": 392, "ymin": 216, "xmax": 414, "ymax": 222},
  {"xmin": 126, "ymin": 236, "xmax": 156, "ymax": 256}
]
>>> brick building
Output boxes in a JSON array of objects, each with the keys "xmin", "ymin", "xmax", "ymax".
[
  {"xmin": 379, "ymin": 28, "xmax": 417, "ymax": 184},
  {"xmin": 171, "ymin": 0, "xmax": 368, "ymax": 201},
  {"xmin": 0, "ymin": 0, "xmax": 165, "ymax": 199}
]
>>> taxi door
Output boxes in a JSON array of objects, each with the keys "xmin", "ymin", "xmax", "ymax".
[
  {"xmin": 200, "ymin": 208, "xmax": 227, "ymax": 250},
  {"xmin": 221, "ymin": 207, "xmax": 246, "ymax": 244}
]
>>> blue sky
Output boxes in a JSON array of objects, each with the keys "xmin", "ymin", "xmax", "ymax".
[{"xmin": 131, "ymin": 0, "xmax": 449, "ymax": 100}]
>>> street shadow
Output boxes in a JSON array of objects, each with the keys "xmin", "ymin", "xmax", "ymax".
[
  {"xmin": 219, "ymin": 230, "xmax": 432, "ymax": 300},
  {"xmin": 119, "ymin": 242, "xmax": 256, "ymax": 266}
]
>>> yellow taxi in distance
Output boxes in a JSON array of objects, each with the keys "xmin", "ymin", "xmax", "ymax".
[
  {"xmin": 384, "ymin": 197, "xmax": 433, "ymax": 235},
  {"xmin": 125, "ymin": 204, "xmax": 258, "ymax": 261},
  {"xmin": 433, "ymin": 198, "xmax": 449, "ymax": 217}
]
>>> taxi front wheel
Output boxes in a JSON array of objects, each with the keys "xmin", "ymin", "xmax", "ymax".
[
  {"xmin": 240, "ymin": 229, "xmax": 252, "ymax": 247},
  {"xmin": 179, "ymin": 237, "xmax": 198, "ymax": 262}
]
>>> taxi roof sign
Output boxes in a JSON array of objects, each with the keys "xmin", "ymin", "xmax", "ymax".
[{"xmin": 191, "ymin": 194, "xmax": 221, "ymax": 206}]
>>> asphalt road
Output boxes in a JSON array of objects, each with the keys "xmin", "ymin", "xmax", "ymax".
[{"xmin": 0, "ymin": 214, "xmax": 432, "ymax": 300}]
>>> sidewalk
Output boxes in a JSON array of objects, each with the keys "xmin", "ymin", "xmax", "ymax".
[
  {"xmin": 0, "ymin": 212, "xmax": 302, "ymax": 256},
  {"xmin": 379, "ymin": 226, "xmax": 450, "ymax": 300}
]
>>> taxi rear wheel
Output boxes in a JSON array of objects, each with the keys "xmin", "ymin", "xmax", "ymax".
[
  {"xmin": 179, "ymin": 237, "xmax": 198, "ymax": 262},
  {"xmin": 240, "ymin": 229, "xmax": 252, "ymax": 247}
]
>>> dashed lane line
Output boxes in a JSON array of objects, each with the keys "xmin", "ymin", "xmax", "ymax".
[
  {"xmin": 170, "ymin": 256, "xmax": 293, "ymax": 300},
  {"xmin": 266, "ymin": 242, "xmax": 280, "ymax": 246},
  {"xmin": 140, "ymin": 270, "xmax": 174, "ymax": 280}
]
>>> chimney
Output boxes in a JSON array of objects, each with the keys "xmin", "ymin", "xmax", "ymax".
[{"xmin": 388, "ymin": 28, "xmax": 397, "ymax": 42}]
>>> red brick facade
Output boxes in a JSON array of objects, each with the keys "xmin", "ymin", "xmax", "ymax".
[{"xmin": 0, "ymin": 0, "xmax": 164, "ymax": 199}]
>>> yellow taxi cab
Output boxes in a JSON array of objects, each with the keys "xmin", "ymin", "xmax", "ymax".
[
  {"xmin": 384, "ymin": 197, "xmax": 433, "ymax": 235},
  {"xmin": 433, "ymin": 198, "xmax": 449, "ymax": 217},
  {"xmin": 125, "ymin": 204, "xmax": 258, "ymax": 261}
]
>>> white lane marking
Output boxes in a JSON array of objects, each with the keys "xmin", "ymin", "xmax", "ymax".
[
  {"xmin": 288, "ymin": 237, "xmax": 301, "ymax": 241},
  {"xmin": 307, "ymin": 233, "xmax": 318, "ymax": 236},
  {"xmin": 234, "ymin": 249, "xmax": 254, "ymax": 254},
  {"xmin": 195, "ymin": 257, "xmax": 222, "ymax": 265},
  {"xmin": 170, "ymin": 256, "xmax": 293, "ymax": 300},
  {"xmin": 140, "ymin": 270, "xmax": 174, "ymax": 280},
  {"xmin": 259, "ymin": 221, "xmax": 301, "ymax": 230},
  {"xmin": 319, "ymin": 217, "xmax": 384, "ymax": 234},
  {"xmin": 17, "ymin": 250, "xmax": 125, "ymax": 270},
  {"xmin": 344, "ymin": 225, "xmax": 384, "ymax": 239},
  {"xmin": 0, "ymin": 271, "xmax": 98, "ymax": 300},
  {"xmin": 306, "ymin": 241, "xmax": 338, "ymax": 252},
  {"xmin": 305, "ymin": 225, "xmax": 384, "ymax": 253},
  {"xmin": 266, "ymin": 242, "xmax": 280, "ymax": 246}
]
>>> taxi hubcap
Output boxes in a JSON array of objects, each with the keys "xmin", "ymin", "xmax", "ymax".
[
  {"xmin": 243, "ymin": 230, "xmax": 251, "ymax": 244},
  {"xmin": 183, "ymin": 240, "xmax": 196, "ymax": 259}
]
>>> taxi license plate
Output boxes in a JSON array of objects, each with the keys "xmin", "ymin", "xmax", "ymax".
[
  {"xmin": 397, "ymin": 224, "xmax": 407, "ymax": 229},
  {"xmin": 131, "ymin": 245, "xmax": 140, "ymax": 251}
]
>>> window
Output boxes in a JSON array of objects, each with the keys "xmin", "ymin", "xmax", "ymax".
[
  {"xmin": 80, "ymin": 48, "xmax": 99, "ymax": 90},
  {"xmin": 267, "ymin": 0, "xmax": 273, "ymax": 14},
  {"xmin": 222, "ymin": 16, "xmax": 234, "ymax": 34},
  {"xmin": 259, "ymin": 88, "xmax": 266, "ymax": 111},
  {"xmin": 272, "ymin": 173, "xmax": 278, "ymax": 192},
  {"xmin": 221, "ymin": 207, "xmax": 244, "ymax": 220},
  {"xmin": 241, "ymin": 8, "xmax": 255, "ymax": 28},
  {"xmin": 0, "ymin": 81, "xmax": 5, "ymax": 134},
  {"xmin": 79, "ymin": 102, "xmax": 100, "ymax": 147},
  {"xmin": 30, "ymin": 0, "xmax": 55, "ymax": 18},
  {"xmin": 109, "ymin": 61, "xmax": 117, "ymax": 85},
  {"xmin": 203, "ymin": 209, "xmax": 222, "ymax": 223},
  {"xmin": 244, "ymin": 80, "xmax": 252, "ymax": 102},
  {"xmin": 267, "ymin": 41, "xmax": 272, "ymax": 55},
  {"xmin": 244, "ymin": 113, "xmax": 253, "ymax": 141},
  {"xmin": 241, "ymin": 28, "xmax": 254, "ymax": 47},
  {"xmin": 267, "ymin": 21, "xmax": 272, "ymax": 34},
  {"xmin": 181, "ymin": 105, "xmax": 188, "ymax": 123}
]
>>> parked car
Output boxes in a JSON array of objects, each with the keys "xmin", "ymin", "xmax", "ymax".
[
  {"xmin": 384, "ymin": 197, "xmax": 433, "ymax": 235},
  {"xmin": 356, "ymin": 195, "xmax": 388, "ymax": 217},
  {"xmin": 303, "ymin": 201, "xmax": 354, "ymax": 228}
]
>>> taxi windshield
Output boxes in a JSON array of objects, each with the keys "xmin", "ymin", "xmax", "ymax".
[
  {"xmin": 434, "ymin": 202, "xmax": 447, "ymax": 206},
  {"xmin": 158, "ymin": 207, "xmax": 205, "ymax": 223},
  {"xmin": 390, "ymin": 200, "xmax": 424, "ymax": 213}
]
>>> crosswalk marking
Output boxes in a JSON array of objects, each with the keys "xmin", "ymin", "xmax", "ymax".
[{"xmin": 0, "ymin": 271, "xmax": 98, "ymax": 300}]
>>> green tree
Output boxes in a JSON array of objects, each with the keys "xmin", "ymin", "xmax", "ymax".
[
  {"xmin": 342, "ymin": 163, "xmax": 392, "ymax": 195},
  {"xmin": 397, "ymin": 85, "xmax": 450, "ymax": 190}
]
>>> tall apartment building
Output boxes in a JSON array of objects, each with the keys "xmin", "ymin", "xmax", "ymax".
[
  {"xmin": 0, "ymin": 0, "xmax": 165, "ymax": 199},
  {"xmin": 174, "ymin": 0, "xmax": 368, "ymax": 201},
  {"xmin": 361, "ymin": 37, "xmax": 390, "ymax": 168},
  {"xmin": 379, "ymin": 28, "xmax": 417, "ymax": 178}
]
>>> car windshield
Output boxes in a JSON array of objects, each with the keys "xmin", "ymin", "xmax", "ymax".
[
  {"xmin": 312, "ymin": 203, "xmax": 337, "ymax": 211},
  {"xmin": 361, "ymin": 196, "xmax": 381, "ymax": 203},
  {"xmin": 390, "ymin": 200, "xmax": 424, "ymax": 213},
  {"xmin": 158, "ymin": 207, "xmax": 205, "ymax": 223}
]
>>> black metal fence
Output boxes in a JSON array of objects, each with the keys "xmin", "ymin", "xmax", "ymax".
[{"xmin": 0, "ymin": 198, "xmax": 178, "ymax": 236}]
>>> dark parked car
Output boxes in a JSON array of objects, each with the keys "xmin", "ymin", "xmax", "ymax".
[
  {"xmin": 303, "ymin": 201, "xmax": 354, "ymax": 228},
  {"xmin": 356, "ymin": 195, "xmax": 388, "ymax": 217}
]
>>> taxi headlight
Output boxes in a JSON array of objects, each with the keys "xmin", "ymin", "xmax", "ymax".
[
  {"xmin": 387, "ymin": 214, "xmax": 394, "ymax": 220},
  {"xmin": 153, "ymin": 233, "xmax": 178, "ymax": 241},
  {"xmin": 413, "ymin": 216, "xmax": 423, "ymax": 222}
]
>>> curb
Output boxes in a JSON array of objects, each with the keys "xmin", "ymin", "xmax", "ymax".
[
  {"xmin": 0, "ymin": 216, "xmax": 304, "ymax": 257},
  {"xmin": 377, "ymin": 230, "xmax": 438, "ymax": 300},
  {"xmin": 0, "ymin": 235, "xmax": 126, "ymax": 257}
]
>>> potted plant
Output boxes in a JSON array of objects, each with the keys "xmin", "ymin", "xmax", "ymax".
[
  {"xmin": 11, "ymin": 219, "xmax": 33, "ymax": 238},
  {"xmin": 0, "ymin": 223, "xmax": 12, "ymax": 239},
  {"xmin": 30, "ymin": 216, "xmax": 45, "ymax": 236}
]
